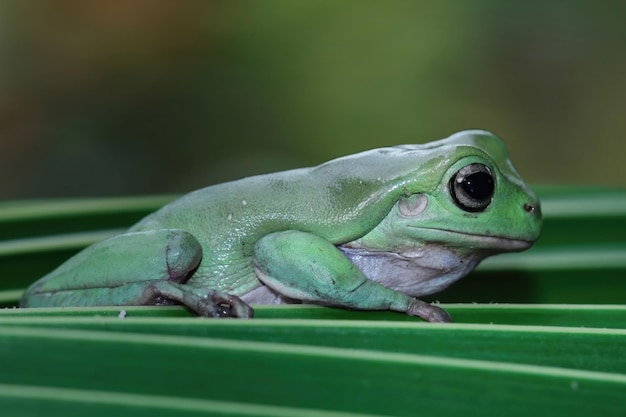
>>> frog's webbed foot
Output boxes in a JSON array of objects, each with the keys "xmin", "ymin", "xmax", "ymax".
[
  {"xmin": 406, "ymin": 298, "xmax": 452, "ymax": 323},
  {"xmin": 195, "ymin": 290, "xmax": 254, "ymax": 318},
  {"xmin": 145, "ymin": 281, "xmax": 254, "ymax": 318}
]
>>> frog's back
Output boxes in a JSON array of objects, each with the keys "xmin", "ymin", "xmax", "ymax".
[{"xmin": 129, "ymin": 164, "xmax": 387, "ymax": 248}]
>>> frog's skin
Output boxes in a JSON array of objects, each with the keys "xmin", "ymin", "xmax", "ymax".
[{"xmin": 20, "ymin": 130, "xmax": 542, "ymax": 322}]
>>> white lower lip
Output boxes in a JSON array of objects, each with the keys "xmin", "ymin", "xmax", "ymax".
[{"xmin": 408, "ymin": 227, "xmax": 533, "ymax": 251}]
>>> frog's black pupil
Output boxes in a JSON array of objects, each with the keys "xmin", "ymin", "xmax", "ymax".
[{"xmin": 462, "ymin": 172, "xmax": 494, "ymax": 200}]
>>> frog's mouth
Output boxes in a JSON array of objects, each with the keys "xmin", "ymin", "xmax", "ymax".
[{"xmin": 406, "ymin": 227, "xmax": 534, "ymax": 253}]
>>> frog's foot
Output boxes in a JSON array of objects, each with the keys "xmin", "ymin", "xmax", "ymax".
[
  {"xmin": 146, "ymin": 281, "xmax": 254, "ymax": 318},
  {"xmin": 406, "ymin": 298, "xmax": 452, "ymax": 323},
  {"xmin": 194, "ymin": 290, "xmax": 254, "ymax": 318}
]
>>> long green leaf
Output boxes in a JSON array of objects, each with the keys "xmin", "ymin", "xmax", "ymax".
[
  {"xmin": 1, "ymin": 325, "xmax": 624, "ymax": 417},
  {"xmin": 0, "ymin": 188, "xmax": 625, "ymax": 416}
]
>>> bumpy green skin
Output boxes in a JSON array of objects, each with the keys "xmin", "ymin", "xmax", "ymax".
[{"xmin": 20, "ymin": 130, "xmax": 542, "ymax": 322}]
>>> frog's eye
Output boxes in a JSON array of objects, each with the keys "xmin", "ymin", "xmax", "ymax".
[{"xmin": 449, "ymin": 163, "xmax": 495, "ymax": 212}]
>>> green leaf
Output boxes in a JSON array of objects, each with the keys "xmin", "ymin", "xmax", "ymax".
[{"xmin": 0, "ymin": 188, "xmax": 625, "ymax": 416}]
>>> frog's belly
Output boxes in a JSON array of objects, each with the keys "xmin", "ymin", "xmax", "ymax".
[
  {"xmin": 339, "ymin": 244, "xmax": 483, "ymax": 297},
  {"xmin": 240, "ymin": 284, "xmax": 297, "ymax": 304}
]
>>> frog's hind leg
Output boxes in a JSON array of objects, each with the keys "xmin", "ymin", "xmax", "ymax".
[
  {"xmin": 253, "ymin": 230, "xmax": 451, "ymax": 322},
  {"xmin": 20, "ymin": 229, "xmax": 253, "ymax": 318}
]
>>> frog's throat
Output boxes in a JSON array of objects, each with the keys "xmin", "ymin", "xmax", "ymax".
[{"xmin": 338, "ymin": 245, "xmax": 483, "ymax": 297}]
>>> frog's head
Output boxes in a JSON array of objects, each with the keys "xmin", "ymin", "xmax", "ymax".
[
  {"xmin": 426, "ymin": 129, "xmax": 540, "ymax": 249},
  {"xmin": 356, "ymin": 130, "xmax": 542, "ymax": 256},
  {"xmin": 338, "ymin": 130, "xmax": 541, "ymax": 296}
]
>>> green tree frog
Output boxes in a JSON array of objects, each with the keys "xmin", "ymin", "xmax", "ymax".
[{"xmin": 20, "ymin": 130, "xmax": 542, "ymax": 322}]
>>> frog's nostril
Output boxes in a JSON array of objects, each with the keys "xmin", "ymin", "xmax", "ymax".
[{"xmin": 523, "ymin": 203, "xmax": 535, "ymax": 213}]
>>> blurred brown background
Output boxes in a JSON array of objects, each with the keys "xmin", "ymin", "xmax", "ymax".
[{"xmin": 1, "ymin": 1, "xmax": 625, "ymax": 199}]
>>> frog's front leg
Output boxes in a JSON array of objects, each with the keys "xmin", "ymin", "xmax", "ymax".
[
  {"xmin": 20, "ymin": 229, "xmax": 253, "ymax": 318},
  {"xmin": 252, "ymin": 230, "xmax": 452, "ymax": 323}
]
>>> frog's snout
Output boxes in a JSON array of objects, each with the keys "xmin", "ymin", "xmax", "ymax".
[
  {"xmin": 523, "ymin": 202, "xmax": 538, "ymax": 214},
  {"xmin": 522, "ymin": 195, "xmax": 542, "ymax": 223},
  {"xmin": 521, "ymin": 188, "xmax": 542, "ymax": 219},
  {"xmin": 521, "ymin": 195, "xmax": 543, "ymax": 242}
]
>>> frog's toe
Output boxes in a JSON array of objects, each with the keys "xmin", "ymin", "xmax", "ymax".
[
  {"xmin": 425, "ymin": 306, "xmax": 453, "ymax": 323},
  {"xmin": 196, "ymin": 291, "xmax": 254, "ymax": 318},
  {"xmin": 407, "ymin": 298, "xmax": 453, "ymax": 323},
  {"xmin": 229, "ymin": 297, "xmax": 255, "ymax": 318}
]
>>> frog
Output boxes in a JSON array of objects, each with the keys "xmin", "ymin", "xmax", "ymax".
[{"xmin": 20, "ymin": 130, "xmax": 542, "ymax": 322}]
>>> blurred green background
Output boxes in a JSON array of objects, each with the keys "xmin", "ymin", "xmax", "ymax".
[{"xmin": 1, "ymin": 0, "xmax": 625, "ymax": 200}]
